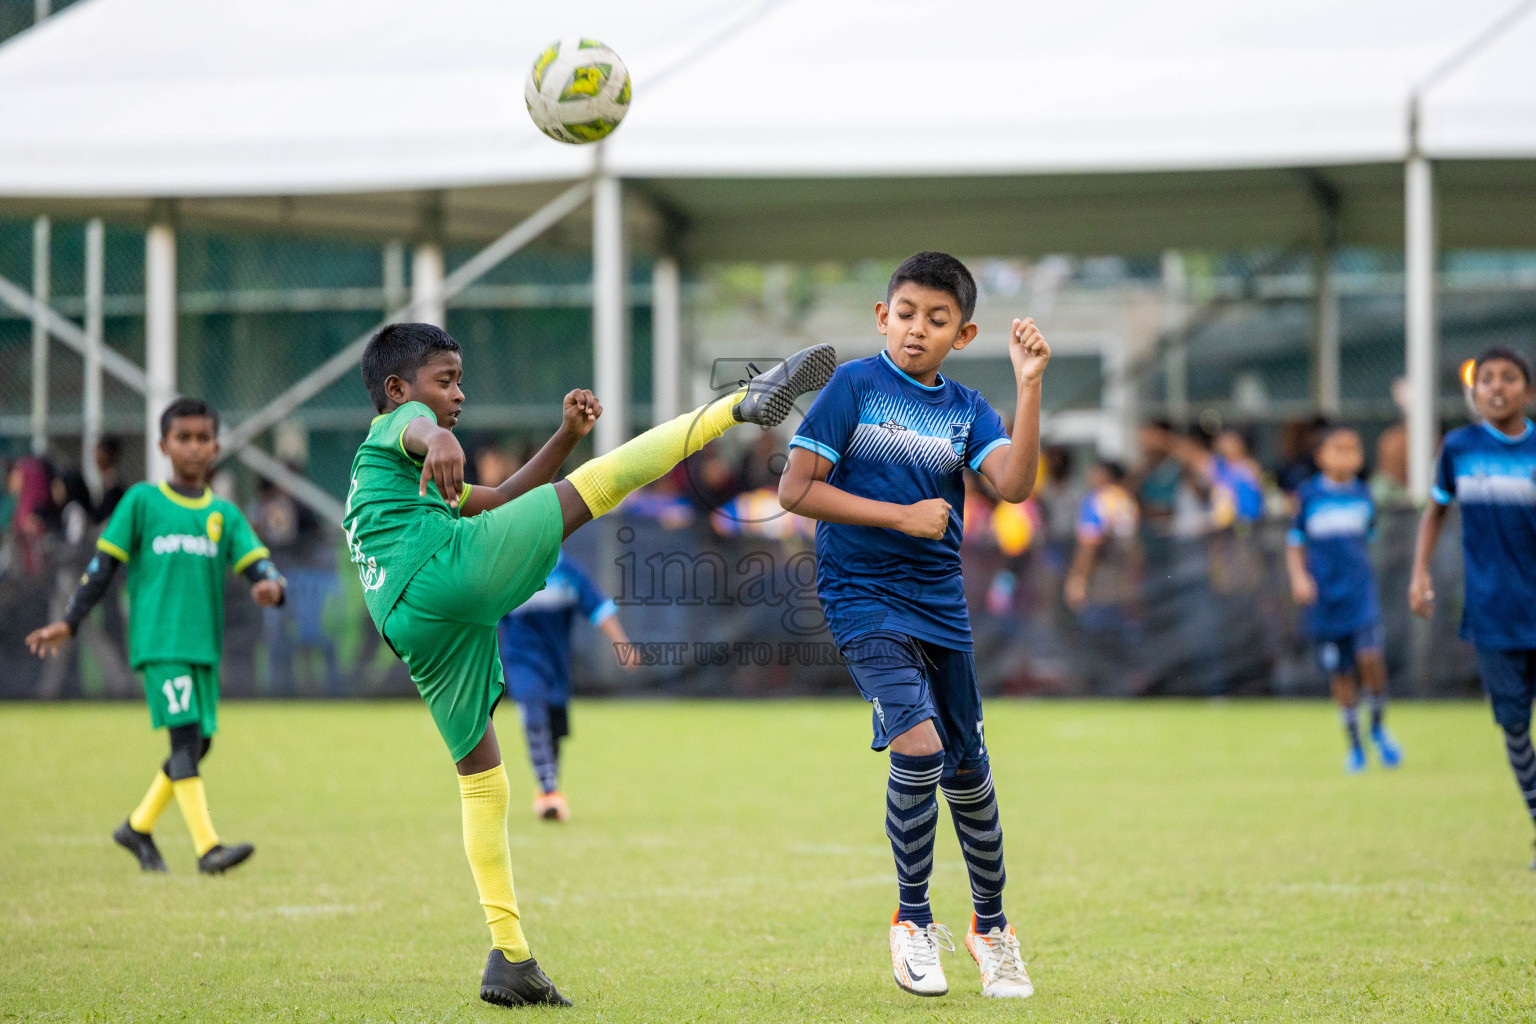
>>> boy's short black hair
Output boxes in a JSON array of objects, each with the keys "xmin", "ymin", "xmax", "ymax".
[
  {"xmin": 1473, "ymin": 345, "xmax": 1533, "ymax": 386},
  {"xmin": 361, "ymin": 322, "xmax": 462, "ymax": 412},
  {"xmin": 887, "ymin": 252, "xmax": 978, "ymax": 323},
  {"xmin": 159, "ymin": 397, "xmax": 218, "ymax": 438}
]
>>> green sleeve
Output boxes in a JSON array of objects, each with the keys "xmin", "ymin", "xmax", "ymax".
[
  {"xmin": 96, "ymin": 486, "xmax": 139, "ymax": 562},
  {"xmin": 223, "ymin": 505, "xmax": 270, "ymax": 574},
  {"xmin": 364, "ymin": 401, "xmax": 437, "ymax": 466}
]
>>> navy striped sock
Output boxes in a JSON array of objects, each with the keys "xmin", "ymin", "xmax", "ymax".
[
  {"xmin": 1367, "ymin": 691, "xmax": 1388, "ymax": 735},
  {"xmin": 943, "ymin": 766, "xmax": 1007, "ymax": 933},
  {"xmin": 1502, "ymin": 723, "xmax": 1536, "ymax": 827},
  {"xmin": 519, "ymin": 703, "xmax": 559, "ymax": 795},
  {"xmin": 1340, "ymin": 705, "xmax": 1362, "ymax": 751},
  {"xmin": 887, "ymin": 751, "xmax": 943, "ymax": 928}
]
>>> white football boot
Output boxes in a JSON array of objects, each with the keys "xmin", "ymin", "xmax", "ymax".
[
  {"xmin": 965, "ymin": 916, "xmax": 1034, "ymax": 998},
  {"xmin": 889, "ymin": 913, "xmax": 954, "ymax": 996}
]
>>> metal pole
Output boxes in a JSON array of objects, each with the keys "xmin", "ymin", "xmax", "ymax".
[
  {"xmin": 1405, "ymin": 155, "xmax": 1437, "ymax": 504},
  {"xmin": 29, "ymin": 216, "xmax": 49, "ymax": 456},
  {"xmin": 593, "ymin": 173, "xmax": 628, "ymax": 454},
  {"xmin": 383, "ymin": 240, "xmax": 406, "ymax": 312},
  {"xmin": 1311, "ymin": 241, "xmax": 1341, "ymax": 416},
  {"xmin": 145, "ymin": 204, "xmax": 177, "ymax": 481},
  {"xmin": 651, "ymin": 256, "xmax": 681, "ymax": 425},
  {"xmin": 83, "ymin": 218, "xmax": 104, "ymax": 497},
  {"xmin": 34, "ymin": 0, "xmax": 49, "ymax": 23},
  {"xmin": 411, "ymin": 243, "xmax": 445, "ymax": 328}
]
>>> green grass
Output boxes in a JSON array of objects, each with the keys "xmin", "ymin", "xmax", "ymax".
[{"xmin": 3, "ymin": 700, "xmax": 1534, "ymax": 1022}]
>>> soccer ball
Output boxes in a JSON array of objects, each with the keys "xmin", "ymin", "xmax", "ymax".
[{"xmin": 524, "ymin": 39, "xmax": 632, "ymax": 144}]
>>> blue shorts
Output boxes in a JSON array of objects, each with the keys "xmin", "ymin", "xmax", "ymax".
[
  {"xmin": 1474, "ymin": 647, "xmax": 1536, "ymax": 730},
  {"xmin": 1316, "ymin": 622, "xmax": 1384, "ymax": 677},
  {"xmin": 840, "ymin": 631, "xmax": 987, "ymax": 775}
]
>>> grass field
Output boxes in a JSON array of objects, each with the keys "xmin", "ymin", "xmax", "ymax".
[{"xmin": 3, "ymin": 699, "xmax": 1534, "ymax": 1023}]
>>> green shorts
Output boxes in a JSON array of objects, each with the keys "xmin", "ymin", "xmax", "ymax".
[
  {"xmin": 382, "ymin": 484, "xmax": 564, "ymax": 762},
  {"xmin": 142, "ymin": 661, "xmax": 219, "ymax": 735}
]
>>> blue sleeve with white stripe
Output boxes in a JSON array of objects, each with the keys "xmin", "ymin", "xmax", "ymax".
[
  {"xmin": 964, "ymin": 398, "xmax": 1011, "ymax": 473},
  {"xmin": 789, "ymin": 363, "xmax": 857, "ymax": 466},
  {"xmin": 1286, "ymin": 485, "xmax": 1308, "ymax": 547}
]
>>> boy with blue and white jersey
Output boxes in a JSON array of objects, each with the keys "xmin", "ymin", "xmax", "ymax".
[
  {"xmin": 1285, "ymin": 426, "xmax": 1401, "ymax": 773},
  {"xmin": 1411, "ymin": 346, "xmax": 1536, "ymax": 868},
  {"xmin": 496, "ymin": 551, "xmax": 629, "ymax": 823},
  {"xmin": 781, "ymin": 252, "xmax": 1046, "ymax": 1000}
]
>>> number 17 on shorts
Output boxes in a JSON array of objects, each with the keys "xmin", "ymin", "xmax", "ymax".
[{"xmin": 142, "ymin": 662, "xmax": 220, "ymax": 735}]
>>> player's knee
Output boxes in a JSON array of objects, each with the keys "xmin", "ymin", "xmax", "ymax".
[{"xmin": 165, "ymin": 724, "xmax": 204, "ymax": 780}]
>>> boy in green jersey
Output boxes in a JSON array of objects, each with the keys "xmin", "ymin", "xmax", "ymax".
[
  {"xmin": 27, "ymin": 398, "xmax": 286, "ymax": 875},
  {"xmin": 344, "ymin": 322, "xmax": 834, "ymax": 1008}
]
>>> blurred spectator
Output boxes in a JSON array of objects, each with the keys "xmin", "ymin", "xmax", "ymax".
[
  {"xmin": 1034, "ymin": 446, "xmax": 1085, "ymax": 546},
  {"xmin": 1065, "ymin": 460, "xmax": 1141, "ymax": 611},
  {"xmin": 90, "ymin": 438, "xmax": 127, "ymax": 522},
  {"xmin": 1372, "ymin": 422, "xmax": 1409, "ymax": 505},
  {"xmin": 1276, "ymin": 416, "xmax": 1329, "ymax": 493},
  {"xmin": 249, "ymin": 477, "xmax": 341, "ymax": 696},
  {"xmin": 1210, "ymin": 429, "xmax": 1266, "ymax": 527},
  {"xmin": 737, "ymin": 430, "xmax": 786, "ymax": 494},
  {"xmin": 679, "ymin": 446, "xmax": 739, "ymax": 512},
  {"xmin": 6, "ymin": 457, "xmax": 55, "ymax": 575},
  {"xmin": 1131, "ymin": 420, "xmax": 1184, "ymax": 530}
]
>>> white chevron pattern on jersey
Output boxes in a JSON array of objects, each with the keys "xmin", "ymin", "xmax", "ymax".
[{"xmin": 846, "ymin": 392, "xmax": 971, "ymax": 473}]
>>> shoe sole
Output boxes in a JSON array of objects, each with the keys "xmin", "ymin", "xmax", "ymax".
[
  {"xmin": 739, "ymin": 344, "xmax": 837, "ymax": 428},
  {"xmin": 893, "ymin": 977, "xmax": 947, "ymax": 997},
  {"xmin": 480, "ymin": 986, "xmax": 529, "ymax": 1007}
]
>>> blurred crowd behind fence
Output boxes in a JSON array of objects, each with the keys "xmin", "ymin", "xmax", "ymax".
[{"xmin": 0, "ymin": 450, "xmax": 1480, "ymax": 702}]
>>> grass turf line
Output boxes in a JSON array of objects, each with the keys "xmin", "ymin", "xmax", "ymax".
[{"xmin": 1, "ymin": 700, "xmax": 1533, "ymax": 1022}]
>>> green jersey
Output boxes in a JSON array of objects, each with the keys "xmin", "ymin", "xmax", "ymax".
[
  {"xmin": 342, "ymin": 401, "xmax": 472, "ymax": 629},
  {"xmin": 96, "ymin": 482, "xmax": 269, "ymax": 670}
]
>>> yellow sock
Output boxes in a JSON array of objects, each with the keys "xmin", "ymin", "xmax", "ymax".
[
  {"xmin": 172, "ymin": 777, "xmax": 220, "ymax": 856},
  {"xmin": 128, "ymin": 771, "xmax": 175, "ymax": 833},
  {"xmin": 567, "ymin": 390, "xmax": 744, "ymax": 517},
  {"xmin": 460, "ymin": 764, "xmax": 530, "ymax": 959}
]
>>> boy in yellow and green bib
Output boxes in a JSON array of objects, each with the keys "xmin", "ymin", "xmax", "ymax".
[
  {"xmin": 343, "ymin": 322, "xmax": 834, "ymax": 1007},
  {"xmin": 27, "ymin": 398, "xmax": 286, "ymax": 875}
]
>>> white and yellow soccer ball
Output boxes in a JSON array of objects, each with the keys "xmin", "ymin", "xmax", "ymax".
[{"xmin": 524, "ymin": 39, "xmax": 631, "ymax": 144}]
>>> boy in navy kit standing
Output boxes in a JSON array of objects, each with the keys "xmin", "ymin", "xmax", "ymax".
[
  {"xmin": 780, "ymin": 252, "xmax": 1045, "ymax": 999},
  {"xmin": 1411, "ymin": 346, "xmax": 1536, "ymax": 867},
  {"xmin": 1285, "ymin": 426, "xmax": 1403, "ymax": 773}
]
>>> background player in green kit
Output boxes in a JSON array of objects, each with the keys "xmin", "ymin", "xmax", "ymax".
[
  {"xmin": 26, "ymin": 398, "xmax": 286, "ymax": 875},
  {"xmin": 343, "ymin": 322, "xmax": 834, "ymax": 1008}
]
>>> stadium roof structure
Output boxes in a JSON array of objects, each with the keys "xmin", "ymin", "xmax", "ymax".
[{"xmin": 1, "ymin": 0, "xmax": 1535, "ymax": 501}]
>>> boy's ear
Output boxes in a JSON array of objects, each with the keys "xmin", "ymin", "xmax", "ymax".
[
  {"xmin": 950, "ymin": 322, "xmax": 980, "ymax": 351},
  {"xmin": 157, "ymin": 436, "xmax": 168, "ymax": 457},
  {"xmin": 385, "ymin": 372, "xmax": 408, "ymax": 404},
  {"xmin": 874, "ymin": 302, "xmax": 890, "ymax": 335}
]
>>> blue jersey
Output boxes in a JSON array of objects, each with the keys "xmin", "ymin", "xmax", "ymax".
[
  {"xmin": 1287, "ymin": 474, "xmax": 1379, "ymax": 639},
  {"xmin": 496, "ymin": 552, "xmax": 616, "ymax": 693},
  {"xmin": 790, "ymin": 351, "xmax": 1011, "ymax": 649},
  {"xmin": 1433, "ymin": 419, "xmax": 1536, "ymax": 650}
]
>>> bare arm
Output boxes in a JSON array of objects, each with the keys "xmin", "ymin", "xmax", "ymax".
[
  {"xmin": 596, "ymin": 613, "xmax": 636, "ymax": 671},
  {"xmin": 1409, "ymin": 502, "xmax": 1449, "ymax": 618},
  {"xmin": 461, "ymin": 391, "xmax": 602, "ymax": 517},
  {"xmin": 778, "ymin": 447, "xmax": 950, "ymax": 539},
  {"xmin": 1285, "ymin": 544, "xmax": 1316, "ymax": 606},
  {"xmin": 978, "ymin": 318, "xmax": 1051, "ymax": 503},
  {"xmin": 1064, "ymin": 537, "xmax": 1099, "ymax": 611}
]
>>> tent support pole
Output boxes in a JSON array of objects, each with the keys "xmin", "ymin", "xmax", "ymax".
[
  {"xmin": 145, "ymin": 202, "xmax": 177, "ymax": 481},
  {"xmin": 593, "ymin": 173, "xmax": 628, "ymax": 454},
  {"xmin": 1405, "ymin": 154, "xmax": 1436, "ymax": 504},
  {"xmin": 651, "ymin": 256, "xmax": 682, "ymax": 426},
  {"xmin": 29, "ymin": 216, "xmax": 49, "ymax": 456},
  {"xmin": 83, "ymin": 218, "xmax": 104, "ymax": 497},
  {"xmin": 1311, "ymin": 218, "xmax": 1341, "ymax": 417}
]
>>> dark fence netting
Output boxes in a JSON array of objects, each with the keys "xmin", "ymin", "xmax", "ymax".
[{"xmin": 0, "ymin": 504, "xmax": 1478, "ymax": 702}]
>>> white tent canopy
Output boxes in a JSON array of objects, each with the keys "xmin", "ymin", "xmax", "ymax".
[{"xmin": 2, "ymin": 0, "xmax": 1535, "ymax": 497}]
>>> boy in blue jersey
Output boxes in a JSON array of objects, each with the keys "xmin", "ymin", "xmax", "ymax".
[
  {"xmin": 1285, "ymin": 426, "xmax": 1402, "ymax": 773},
  {"xmin": 497, "ymin": 551, "xmax": 630, "ymax": 822},
  {"xmin": 779, "ymin": 252, "xmax": 1046, "ymax": 1000},
  {"xmin": 1411, "ymin": 346, "xmax": 1536, "ymax": 868}
]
